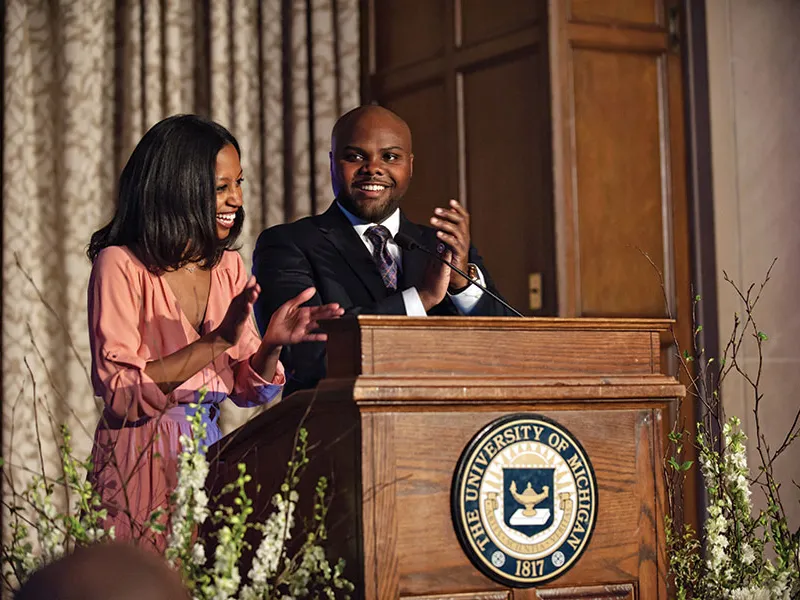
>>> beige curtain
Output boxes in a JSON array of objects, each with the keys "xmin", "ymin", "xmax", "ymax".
[{"xmin": 2, "ymin": 0, "xmax": 359, "ymax": 520}]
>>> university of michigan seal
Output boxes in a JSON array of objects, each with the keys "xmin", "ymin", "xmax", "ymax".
[{"xmin": 451, "ymin": 414, "xmax": 598, "ymax": 587}]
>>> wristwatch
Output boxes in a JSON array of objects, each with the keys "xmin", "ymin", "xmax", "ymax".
[{"xmin": 449, "ymin": 263, "xmax": 479, "ymax": 294}]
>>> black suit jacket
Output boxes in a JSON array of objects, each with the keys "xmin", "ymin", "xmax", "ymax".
[{"xmin": 252, "ymin": 203, "xmax": 515, "ymax": 395}]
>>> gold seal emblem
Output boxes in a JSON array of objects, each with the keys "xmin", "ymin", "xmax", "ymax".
[{"xmin": 451, "ymin": 414, "xmax": 597, "ymax": 587}]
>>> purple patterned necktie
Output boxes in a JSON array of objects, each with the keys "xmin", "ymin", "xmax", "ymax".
[{"xmin": 365, "ymin": 225, "xmax": 398, "ymax": 291}]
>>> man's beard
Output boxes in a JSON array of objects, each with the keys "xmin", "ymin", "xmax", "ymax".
[{"xmin": 337, "ymin": 191, "xmax": 402, "ymax": 224}]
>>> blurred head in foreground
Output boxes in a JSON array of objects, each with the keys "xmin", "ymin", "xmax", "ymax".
[{"xmin": 15, "ymin": 542, "xmax": 189, "ymax": 600}]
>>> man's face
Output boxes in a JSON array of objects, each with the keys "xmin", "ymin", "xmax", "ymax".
[{"xmin": 330, "ymin": 110, "xmax": 413, "ymax": 223}]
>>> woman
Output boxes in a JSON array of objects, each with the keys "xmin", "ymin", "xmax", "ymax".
[{"xmin": 86, "ymin": 114, "xmax": 342, "ymax": 548}]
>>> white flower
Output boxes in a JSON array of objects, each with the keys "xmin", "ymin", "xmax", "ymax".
[
  {"xmin": 768, "ymin": 569, "xmax": 791, "ymax": 600},
  {"xmin": 741, "ymin": 543, "xmax": 755, "ymax": 566},
  {"xmin": 191, "ymin": 542, "xmax": 206, "ymax": 566},
  {"xmin": 727, "ymin": 587, "xmax": 771, "ymax": 600},
  {"xmin": 246, "ymin": 491, "xmax": 298, "ymax": 592}
]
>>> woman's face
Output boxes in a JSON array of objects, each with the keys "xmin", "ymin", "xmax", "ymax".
[{"xmin": 214, "ymin": 143, "xmax": 243, "ymax": 240}]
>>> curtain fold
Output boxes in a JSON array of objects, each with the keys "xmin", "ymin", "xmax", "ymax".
[{"xmin": 2, "ymin": 0, "xmax": 360, "ymax": 524}]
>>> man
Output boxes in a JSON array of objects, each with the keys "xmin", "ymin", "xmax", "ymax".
[{"xmin": 253, "ymin": 105, "xmax": 515, "ymax": 395}]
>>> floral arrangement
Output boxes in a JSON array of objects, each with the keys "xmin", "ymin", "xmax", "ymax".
[
  {"xmin": 1, "ymin": 424, "xmax": 116, "ymax": 582},
  {"xmin": 165, "ymin": 402, "xmax": 353, "ymax": 599},
  {"xmin": 664, "ymin": 262, "xmax": 799, "ymax": 599},
  {"xmin": 1, "ymin": 396, "xmax": 353, "ymax": 599}
]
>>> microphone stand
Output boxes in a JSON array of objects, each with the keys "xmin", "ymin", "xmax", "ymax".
[{"xmin": 394, "ymin": 232, "xmax": 525, "ymax": 318}]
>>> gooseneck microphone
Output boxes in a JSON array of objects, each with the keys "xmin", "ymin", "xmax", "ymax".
[{"xmin": 394, "ymin": 231, "xmax": 525, "ymax": 317}]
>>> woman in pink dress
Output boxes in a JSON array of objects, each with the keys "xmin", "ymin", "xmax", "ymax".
[{"xmin": 85, "ymin": 115, "xmax": 342, "ymax": 549}]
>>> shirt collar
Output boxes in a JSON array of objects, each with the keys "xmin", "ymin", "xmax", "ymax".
[{"xmin": 336, "ymin": 201, "xmax": 401, "ymax": 238}]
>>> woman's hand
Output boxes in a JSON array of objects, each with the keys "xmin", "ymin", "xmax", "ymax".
[
  {"xmin": 262, "ymin": 287, "xmax": 344, "ymax": 347},
  {"xmin": 250, "ymin": 287, "xmax": 343, "ymax": 380},
  {"xmin": 215, "ymin": 275, "xmax": 260, "ymax": 347}
]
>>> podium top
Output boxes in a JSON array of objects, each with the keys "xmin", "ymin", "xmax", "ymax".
[{"xmin": 322, "ymin": 316, "xmax": 672, "ymax": 379}]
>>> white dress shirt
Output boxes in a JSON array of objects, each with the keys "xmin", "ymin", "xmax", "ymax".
[{"xmin": 335, "ymin": 202, "xmax": 485, "ymax": 315}]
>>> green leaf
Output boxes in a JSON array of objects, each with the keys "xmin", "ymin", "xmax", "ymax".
[
  {"xmin": 757, "ymin": 331, "xmax": 769, "ymax": 341},
  {"xmin": 694, "ymin": 294, "xmax": 701, "ymax": 301},
  {"xmin": 695, "ymin": 325, "xmax": 703, "ymax": 334},
  {"xmin": 680, "ymin": 460, "xmax": 694, "ymax": 471}
]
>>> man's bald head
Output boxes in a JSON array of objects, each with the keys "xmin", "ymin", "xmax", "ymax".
[
  {"xmin": 330, "ymin": 105, "xmax": 414, "ymax": 223},
  {"xmin": 331, "ymin": 105, "xmax": 412, "ymax": 154}
]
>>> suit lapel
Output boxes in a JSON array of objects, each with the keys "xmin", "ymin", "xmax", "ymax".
[{"xmin": 315, "ymin": 204, "xmax": 388, "ymax": 302}]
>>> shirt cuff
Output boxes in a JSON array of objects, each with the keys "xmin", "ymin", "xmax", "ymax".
[
  {"xmin": 402, "ymin": 288, "xmax": 428, "ymax": 316},
  {"xmin": 246, "ymin": 358, "xmax": 287, "ymax": 387},
  {"xmin": 231, "ymin": 359, "xmax": 286, "ymax": 408},
  {"xmin": 447, "ymin": 265, "xmax": 486, "ymax": 315}
]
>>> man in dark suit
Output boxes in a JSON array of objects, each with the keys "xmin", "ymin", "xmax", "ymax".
[{"xmin": 253, "ymin": 105, "xmax": 515, "ymax": 395}]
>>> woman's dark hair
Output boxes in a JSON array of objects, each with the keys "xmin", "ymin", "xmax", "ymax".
[{"xmin": 87, "ymin": 114, "xmax": 244, "ymax": 272}]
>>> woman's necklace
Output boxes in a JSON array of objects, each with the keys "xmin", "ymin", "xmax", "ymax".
[{"xmin": 184, "ymin": 263, "xmax": 197, "ymax": 273}]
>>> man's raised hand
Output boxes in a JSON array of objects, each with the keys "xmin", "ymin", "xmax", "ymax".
[{"xmin": 430, "ymin": 199, "xmax": 471, "ymax": 290}]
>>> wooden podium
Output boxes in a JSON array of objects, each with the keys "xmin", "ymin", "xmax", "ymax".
[{"xmin": 207, "ymin": 316, "xmax": 682, "ymax": 600}]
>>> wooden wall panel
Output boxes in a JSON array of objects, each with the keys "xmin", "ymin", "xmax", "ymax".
[
  {"xmin": 572, "ymin": 50, "xmax": 666, "ymax": 317},
  {"xmin": 373, "ymin": 0, "xmax": 446, "ymax": 70},
  {"xmin": 361, "ymin": 412, "xmax": 400, "ymax": 598},
  {"xmin": 403, "ymin": 593, "xmax": 510, "ymax": 600},
  {"xmin": 460, "ymin": 0, "xmax": 542, "ymax": 47},
  {"xmin": 463, "ymin": 52, "xmax": 555, "ymax": 315},
  {"xmin": 383, "ymin": 82, "xmax": 451, "ymax": 226},
  {"xmin": 535, "ymin": 583, "xmax": 635, "ymax": 599},
  {"xmin": 549, "ymin": 0, "xmax": 685, "ymax": 322},
  {"xmin": 549, "ymin": 0, "xmax": 699, "ymax": 536},
  {"xmin": 388, "ymin": 409, "xmax": 659, "ymax": 597},
  {"xmin": 570, "ymin": 0, "xmax": 660, "ymax": 26}
]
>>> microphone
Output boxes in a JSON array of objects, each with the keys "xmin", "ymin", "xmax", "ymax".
[{"xmin": 394, "ymin": 231, "xmax": 525, "ymax": 317}]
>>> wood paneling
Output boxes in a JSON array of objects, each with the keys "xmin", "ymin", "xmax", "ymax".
[
  {"xmin": 361, "ymin": 412, "xmax": 399, "ymax": 598},
  {"xmin": 548, "ymin": 0, "xmax": 689, "ymax": 329},
  {"xmin": 572, "ymin": 49, "xmax": 666, "ymax": 317},
  {"xmin": 373, "ymin": 0, "xmax": 446, "ymax": 70},
  {"xmin": 460, "ymin": 0, "xmax": 542, "ymax": 47},
  {"xmin": 371, "ymin": 324, "xmax": 653, "ymax": 374},
  {"xmin": 382, "ymin": 81, "xmax": 451, "ymax": 226},
  {"xmin": 463, "ymin": 52, "xmax": 556, "ymax": 317},
  {"xmin": 570, "ymin": 0, "xmax": 660, "ymax": 27},
  {"xmin": 324, "ymin": 316, "xmax": 670, "ymax": 378},
  {"xmin": 403, "ymin": 592, "xmax": 510, "ymax": 600},
  {"xmin": 213, "ymin": 318, "xmax": 677, "ymax": 598},
  {"xmin": 549, "ymin": 0, "xmax": 698, "ymax": 555},
  {"xmin": 387, "ymin": 409, "xmax": 661, "ymax": 596},
  {"xmin": 535, "ymin": 582, "xmax": 635, "ymax": 599}
]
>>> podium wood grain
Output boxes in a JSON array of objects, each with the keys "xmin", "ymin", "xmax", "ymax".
[{"xmin": 208, "ymin": 317, "xmax": 679, "ymax": 599}]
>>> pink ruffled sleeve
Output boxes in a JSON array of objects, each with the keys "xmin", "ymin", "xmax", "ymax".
[
  {"xmin": 225, "ymin": 252, "xmax": 285, "ymax": 408},
  {"xmin": 88, "ymin": 247, "xmax": 171, "ymax": 420}
]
